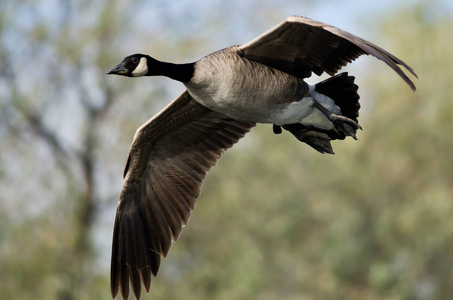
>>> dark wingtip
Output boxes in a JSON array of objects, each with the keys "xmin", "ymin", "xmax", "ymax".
[
  {"xmin": 390, "ymin": 61, "xmax": 417, "ymax": 92},
  {"xmin": 393, "ymin": 65, "xmax": 417, "ymax": 92},
  {"xmin": 403, "ymin": 72, "xmax": 417, "ymax": 92},
  {"xmin": 402, "ymin": 65, "xmax": 418, "ymax": 92}
]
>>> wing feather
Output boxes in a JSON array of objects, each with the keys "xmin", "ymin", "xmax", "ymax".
[
  {"xmin": 240, "ymin": 15, "xmax": 417, "ymax": 90},
  {"xmin": 111, "ymin": 91, "xmax": 255, "ymax": 299}
]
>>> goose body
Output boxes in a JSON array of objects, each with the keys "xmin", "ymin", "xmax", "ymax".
[
  {"xmin": 186, "ymin": 46, "xmax": 311, "ymax": 122},
  {"xmin": 107, "ymin": 15, "xmax": 417, "ymax": 300},
  {"xmin": 185, "ymin": 46, "xmax": 341, "ymax": 130}
]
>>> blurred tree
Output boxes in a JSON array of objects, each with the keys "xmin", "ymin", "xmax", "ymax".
[
  {"xmin": 1, "ymin": 1, "xmax": 452, "ymax": 300},
  {"xmin": 0, "ymin": 0, "xmax": 185, "ymax": 298},
  {"xmin": 0, "ymin": 1, "xmax": 129, "ymax": 299},
  {"xmin": 0, "ymin": 0, "xmax": 314, "ymax": 299},
  {"xmin": 147, "ymin": 3, "xmax": 453, "ymax": 300}
]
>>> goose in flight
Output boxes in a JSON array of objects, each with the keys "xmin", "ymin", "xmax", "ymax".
[{"xmin": 106, "ymin": 15, "xmax": 417, "ymax": 299}]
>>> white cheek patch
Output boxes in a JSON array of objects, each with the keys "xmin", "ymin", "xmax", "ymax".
[{"xmin": 132, "ymin": 57, "xmax": 148, "ymax": 77}]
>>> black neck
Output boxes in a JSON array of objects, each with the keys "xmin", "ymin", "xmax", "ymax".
[{"xmin": 148, "ymin": 59, "xmax": 195, "ymax": 83}]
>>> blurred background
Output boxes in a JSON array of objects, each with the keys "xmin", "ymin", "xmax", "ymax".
[{"xmin": 1, "ymin": 0, "xmax": 453, "ymax": 299}]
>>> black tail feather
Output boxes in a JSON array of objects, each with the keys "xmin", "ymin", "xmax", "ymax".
[
  {"xmin": 276, "ymin": 72, "xmax": 361, "ymax": 154},
  {"xmin": 315, "ymin": 72, "xmax": 360, "ymax": 123}
]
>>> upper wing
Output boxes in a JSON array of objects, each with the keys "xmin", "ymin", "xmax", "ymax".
[
  {"xmin": 110, "ymin": 91, "xmax": 255, "ymax": 299},
  {"xmin": 240, "ymin": 15, "xmax": 417, "ymax": 91}
]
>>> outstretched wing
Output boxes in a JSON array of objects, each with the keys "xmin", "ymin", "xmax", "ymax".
[
  {"xmin": 111, "ymin": 91, "xmax": 255, "ymax": 299},
  {"xmin": 240, "ymin": 15, "xmax": 417, "ymax": 90}
]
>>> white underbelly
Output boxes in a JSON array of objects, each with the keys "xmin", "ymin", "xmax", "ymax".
[
  {"xmin": 278, "ymin": 88, "xmax": 342, "ymax": 130},
  {"xmin": 186, "ymin": 83, "xmax": 340, "ymax": 130}
]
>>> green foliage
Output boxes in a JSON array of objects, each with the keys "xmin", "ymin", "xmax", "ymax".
[
  {"xmin": 1, "ymin": 1, "xmax": 452, "ymax": 300},
  {"xmin": 149, "ymin": 5, "xmax": 453, "ymax": 300}
]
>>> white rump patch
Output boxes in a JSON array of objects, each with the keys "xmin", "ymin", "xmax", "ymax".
[
  {"xmin": 132, "ymin": 57, "xmax": 148, "ymax": 77},
  {"xmin": 273, "ymin": 84, "xmax": 342, "ymax": 130},
  {"xmin": 300, "ymin": 85, "xmax": 342, "ymax": 130}
]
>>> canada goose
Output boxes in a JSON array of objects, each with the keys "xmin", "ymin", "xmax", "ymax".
[{"xmin": 106, "ymin": 15, "xmax": 417, "ymax": 299}]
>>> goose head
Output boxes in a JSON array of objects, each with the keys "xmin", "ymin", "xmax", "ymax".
[{"xmin": 106, "ymin": 54, "xmax": 156, "ymax": 77}]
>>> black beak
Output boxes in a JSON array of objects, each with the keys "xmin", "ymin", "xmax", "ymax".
[{"xmin": 106, "ymin": 62, "xmax": 128, "ymax": 75}]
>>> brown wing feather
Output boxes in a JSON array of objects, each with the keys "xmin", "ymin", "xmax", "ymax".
[
  {"xmin": 110, "ymin": 91, "xmax": 255, "ymax": 300},
  {"xmin": 240, "ymin": 15, "xmax": 417, "ymax": 91}
]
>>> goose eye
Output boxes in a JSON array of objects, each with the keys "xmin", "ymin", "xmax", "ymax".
[{"xmin": 131, "ymin": 57, "xmax": 138, "ymax": 63}]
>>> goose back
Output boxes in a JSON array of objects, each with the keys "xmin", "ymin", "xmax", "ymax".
[{"xmin": 185, "ymin": 46, "xmax": 310, "ymax": 122}]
